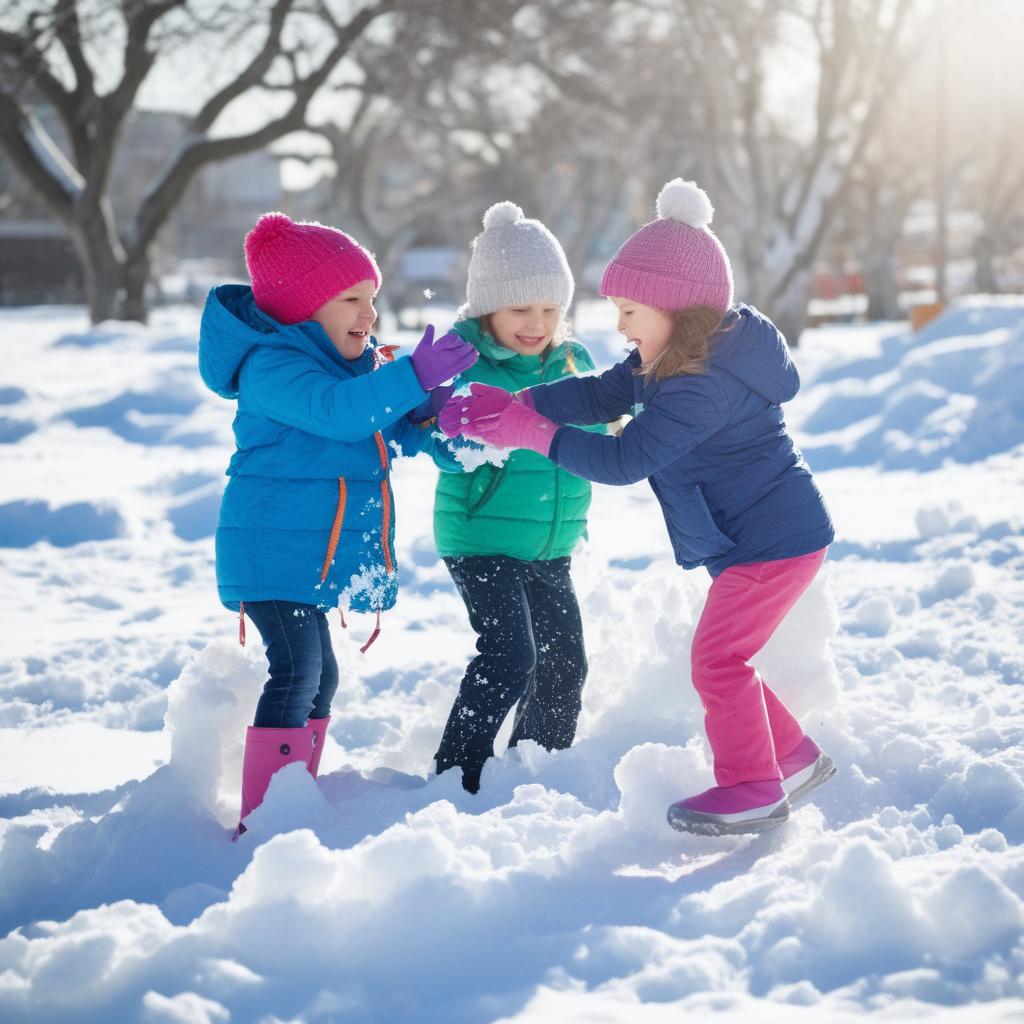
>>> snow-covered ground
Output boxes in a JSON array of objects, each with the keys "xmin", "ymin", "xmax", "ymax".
[{"xmin": 2, "ymin": 298, "xmax": 1024, "ymax": 1023}]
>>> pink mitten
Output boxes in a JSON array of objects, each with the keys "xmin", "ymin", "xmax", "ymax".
[
  {"xmin": 467, "ymin": 382, "xmax": 516, "ymax": 417},
  {"xmin": 437, "ymin": 382, "xmax": 513, "ymax": 437},
  {"xmin": 464, "ymin": 399, "xmax": 558, "ymax": 455}
]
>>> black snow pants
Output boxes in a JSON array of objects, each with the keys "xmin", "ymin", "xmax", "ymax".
[{"xmin": 435, "ymin": 555, "xmax": 588, "ymax": 775}]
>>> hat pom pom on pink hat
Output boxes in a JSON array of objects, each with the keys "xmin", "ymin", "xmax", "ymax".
[
  {"xmin": 600, "ymin": 179, "xmax": 734, "ymax": 314},
  {"xmin": 244, "ymin": 212, "xmax": 381, "ymax": 325}
]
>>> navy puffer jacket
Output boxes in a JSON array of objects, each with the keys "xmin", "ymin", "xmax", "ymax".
[{"xmin": 530, "ymin": 304, "xmax": 834, "ymax": 575}]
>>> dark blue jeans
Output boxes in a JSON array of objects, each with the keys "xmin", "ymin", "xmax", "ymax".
[
  {"xmin": 244, "ymin": 600, "xmax": 339, "ymax": 729},
  {"xmin": 435, "ymin": 555, "xmax": 588, "ymax": 774}
]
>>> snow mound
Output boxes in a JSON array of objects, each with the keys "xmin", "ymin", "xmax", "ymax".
[
  {"xmin": 795, "ymin": 301, "xmax": 1024, "ymax": 470},
  {"xmin": 5, "ymin": 306, "xmax": 1024, "ymax": 1022}
]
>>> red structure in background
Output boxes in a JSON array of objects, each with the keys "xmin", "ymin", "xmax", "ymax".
[{"xmin": 813, "ymin": 271, "xmax": 865, "ymax": 300}]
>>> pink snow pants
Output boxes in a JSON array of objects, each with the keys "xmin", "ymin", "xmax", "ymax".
[{"xmin": 690, "ymin": 548, "xmax": 827, "ymax": 787}]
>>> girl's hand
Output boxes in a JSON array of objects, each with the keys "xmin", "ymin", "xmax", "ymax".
[
  {"xmin": 439, "ymin": 384, "xmax": 557, "ymax": 456},
  {"xmin": 438, "ymin": 383, "xmax": 511, "ymax": 436},
  {"xmin": 410, "ymin": 325, "xmax": 479, "ymax": 391}
]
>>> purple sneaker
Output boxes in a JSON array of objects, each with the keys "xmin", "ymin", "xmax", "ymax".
[
  {"xmin": 778, "ymin": 736, "xmax": 837, "ymax": 806},
  {"xmin": 667, "ymin": 779, "xmax": 790, "ymax": 836}
]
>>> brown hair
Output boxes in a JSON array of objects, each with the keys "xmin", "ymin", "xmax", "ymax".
[
  {"xmin": 637, "ymin": 304, "xmax": 727, "ymax": 382},
  {"xmin": 479, "ymin": 314, "xmax": 577, "ymax": 373}
]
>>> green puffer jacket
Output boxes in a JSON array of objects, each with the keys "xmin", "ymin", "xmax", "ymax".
[{"xmin": 434, "ymin": 318, "xmax": 601, "ymax": 560}]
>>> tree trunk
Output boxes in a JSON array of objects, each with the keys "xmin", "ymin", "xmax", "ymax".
[
  {"xmin": 973, "ymin": 233, "xmax": 999, "ymax": 294},
  {"xmin": 123, "ymin": 253, "xmax": 150, "ymax": 323},
  {"xmin": 68, "ymin": 210, "xmax": 153, "ymax": 324},
  {"xmin": 864, "ymin": 253, "xmax": 901, "ymax": 321},
  {"xmin": 768, "ymin": 268, "xmax": 813, "ymax": 348},
  {"xmin": 76, "ymin": 243, "xmax": 125, "ymax": 323}
]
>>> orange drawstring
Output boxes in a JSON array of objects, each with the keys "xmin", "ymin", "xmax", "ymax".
[
  {"xmin": 317, "ymin": 434, "xmax": 392, "ymax": 654},
  {"xmin": 373, "ymin": 433, "xmax": 394, "ymax": 574},
  {"xmin": 359, "ymin": 607, "xmax": 382, "ymax": 653},
  {"xmin": 239, "ymin": 601, "xmax": 246, "ymax": 647},
  {"xmin": 320, "ymin": 478, "xmax": 347, "ymax": 583}
]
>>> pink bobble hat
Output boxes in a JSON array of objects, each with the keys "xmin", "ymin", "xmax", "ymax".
[
  {"xmin": 244, "ymin": 212, "xmax": 381, "ymax": 325},
  {"xmin": 600, "ymin": 179, "xmax": 734, "ymax": 313}
]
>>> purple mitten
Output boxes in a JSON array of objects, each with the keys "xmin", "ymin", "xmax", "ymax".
[
  {"xmin": 515, "ymin": 388, "xmax": 535, "ymax": 410},
  {"xmin": 410, "ymin": 325, "xmax": 478, "ymax": 391},
  {"xmin": 462, "ymin": 398, "xmax": 558, "ymax": 456}
]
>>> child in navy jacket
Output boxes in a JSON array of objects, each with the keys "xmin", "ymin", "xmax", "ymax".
[{"xmin": 441, "ymin": 180, "xmax": 836, "ymax": 836}]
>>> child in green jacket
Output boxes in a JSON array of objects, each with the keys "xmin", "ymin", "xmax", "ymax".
[{"xmin": 433, "ymin": 202, "xmax": 600, "ymax": 793}]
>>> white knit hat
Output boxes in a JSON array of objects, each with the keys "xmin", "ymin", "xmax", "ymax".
[{"xmin": 463, "ymin": 202, "xmax": 574, "ymax": 318}]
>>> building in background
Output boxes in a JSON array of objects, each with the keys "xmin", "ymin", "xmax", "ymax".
[{"xmin": 0, "ymin": 107, "xmax": 281, "ymax": 307}]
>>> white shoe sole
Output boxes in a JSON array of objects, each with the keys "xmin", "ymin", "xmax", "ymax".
[
  {"xmin": 782, "ymin": 753, "xmax": 837, "ymax": 806},
  {"xmin": 667, "ymin": 797, "xmax": 790, "ymax": 836}
]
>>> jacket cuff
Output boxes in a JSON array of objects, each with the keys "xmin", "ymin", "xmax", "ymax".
[
  {"xmin": 386, "ymin": 355, "xmax": 430, "ymax": 413},
  {"xmin": 548, "ymin": 426, "xmax": 568, "ymax": 463}
]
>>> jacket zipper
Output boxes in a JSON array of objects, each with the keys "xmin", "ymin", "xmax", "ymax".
[{"xmin": 539, "ymin": 467, "xmax": 562, "ymax": 558}]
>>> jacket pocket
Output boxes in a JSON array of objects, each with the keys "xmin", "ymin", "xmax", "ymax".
[
  {"xmin": 693, "ymin": 484, "xmax": 733, "ymax": 549},
  {"xmin": 466, "ymin": 464, "xmax": 507, "ymax": 520},
  {"xmin": 653, "ymin": 478, "xmax": 736, "ymax": 566}
]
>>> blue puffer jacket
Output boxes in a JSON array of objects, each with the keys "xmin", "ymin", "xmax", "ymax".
[
  {"xmin": 198, "ymin": 284, "xmax": 432, "ymax": 612},
  {"xmin": 530, "ymin": 304, "xmax": 834, "ymax": 575}
]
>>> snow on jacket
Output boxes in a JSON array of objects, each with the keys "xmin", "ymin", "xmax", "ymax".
[
  {"xmin": 198, "ymin": 284, "xmax": 433, "ymax": 612},
  {"xmin": 433, "ymin": 317, "xmax": 598, "ymax": 561},
  {"xmin": 529, "ymin": 304, "xmax": 834, "ymax": 575}
]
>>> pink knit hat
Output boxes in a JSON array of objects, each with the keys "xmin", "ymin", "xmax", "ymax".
[
  {"xmin": 244, "ymin": 212, "xmax": 381, "ymax": 325},
  {"xmin": 600, "ymin": 180, "xmax": 733, "ymax": 313}
]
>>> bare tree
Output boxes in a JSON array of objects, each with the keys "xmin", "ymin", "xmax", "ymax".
[
  {"xmin": 668, "ymin": 0, "xmax": 928, "ymax": 342},
  {"xmin": 0, "ymin": 0, "xmax": 522, "ymax": 322},
  {"xmin": 281, "ymin": 0, "xmax": 651, "ymax": 306}
]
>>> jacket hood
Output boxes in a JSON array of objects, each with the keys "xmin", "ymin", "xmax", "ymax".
[
  {"xmin": 198, "ymin": 284, "xmax": 375, "ymax": 399},
  {"xmin": 709, "ymin": 304, "xmax": 799, "ymax": 405}
]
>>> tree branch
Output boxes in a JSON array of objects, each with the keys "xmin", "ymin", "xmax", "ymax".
[
  {"xmin": 0, "ymin": 89, "xmax": 75, "ymax": 221},
  {"xmin": 52, "ymin": 0, "xmax": 95, "ymax": 101},
  {"xmin": 191, "ymin": 0, "xmax": 295, "ymax": 133},
  {"xmin": 129, "ymin": 2, "xmax": 391, "ymax": 254},
  {"xmin": 0, "ymin": 25, "xmax": 76, "ymax": 123}
]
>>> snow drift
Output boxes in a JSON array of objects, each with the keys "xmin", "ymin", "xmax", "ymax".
[{"xmin": 2, "ymin": 300, "xmax": 1024, "ymax": 1022}]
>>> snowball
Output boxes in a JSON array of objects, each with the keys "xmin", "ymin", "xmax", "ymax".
[
  {"xmin": 483, "ymin": 201, "xmax": 523, "ymax": 229},
  {"xmin": 656, "ymin": 179, "xmax": 714, "ymax": 228}
]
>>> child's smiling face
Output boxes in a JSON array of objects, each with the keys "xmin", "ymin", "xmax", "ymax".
[
  {"xmin": 487, "ymin": 302, "xmax": 563, "ymax": 355},
  {"xmin": 309, "ymin": 279, "xmax": 377, "ymax": 359},
  {"xmin": 610, "ymin": 296, "xmax": 673, "ymax": 364}
]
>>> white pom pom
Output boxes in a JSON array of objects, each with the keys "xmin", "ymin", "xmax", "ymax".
[
  {"xmin": 483, "ymin": 201, "xmax": 523, "ymax": 229},
  {"xmin": 656, "ymin": 179, "xmax": 713, "ymax": 228}
]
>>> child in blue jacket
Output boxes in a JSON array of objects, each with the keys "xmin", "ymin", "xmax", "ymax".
[
  {"xmin": 199, "ymin": 213, "xmax": 476, "ymax": 836},
  {"xmin": 442, "ymin": 181, "xmax": 836, "ymax": 837}
]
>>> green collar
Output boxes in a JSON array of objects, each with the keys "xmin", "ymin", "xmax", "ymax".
[{"xmin": 454, "ymin": 317, "xmax": 544, "ymax": 370}]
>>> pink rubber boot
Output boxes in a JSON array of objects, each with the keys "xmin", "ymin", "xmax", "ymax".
[
  {"xmin": 233, "ymin": 725, "xmax": 313, "ymax": 840},
  {"xmin": 778, "ymin": 735, "xmax": 837, "ymax": 806},
  {"xmin": 667, "ymin": 779, "xmax": 789, "ymax": 836},
  {"xmin": 305, "ymin": 716, "xmax": 331, "ymax": 779}
]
